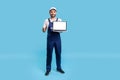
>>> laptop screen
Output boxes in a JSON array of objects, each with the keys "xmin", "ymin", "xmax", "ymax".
[{"xmin": 53, "ymin": 21, "xmax": 67, "ymax": 31}]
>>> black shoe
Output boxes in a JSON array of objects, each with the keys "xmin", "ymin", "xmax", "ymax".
[
  {"xmin": 45, "ymin": 71, "xmax": 50, "ymax": 76},
  {"xmin": 57, "ymin": 69, "xmax": 65, "ymax": 74}
]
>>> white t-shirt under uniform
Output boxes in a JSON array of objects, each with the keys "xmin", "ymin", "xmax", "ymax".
[{"xmin": 43, "ymin": 18, "xmax": 62, "ymax": 29}]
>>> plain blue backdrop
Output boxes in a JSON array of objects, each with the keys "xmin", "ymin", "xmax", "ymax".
[{"xmin": 0, "ymin": 0, "xmax": 120, "ymax": 80}]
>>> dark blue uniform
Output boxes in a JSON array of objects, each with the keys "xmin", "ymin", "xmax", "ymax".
[{"xmin": 46, "ymin": 18, "xmax": 61, "ymax": 71}]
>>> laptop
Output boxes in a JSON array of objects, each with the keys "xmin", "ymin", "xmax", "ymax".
[{"xmin": 53, "ymin": 21, "xmax": 67, "ymax": 32}]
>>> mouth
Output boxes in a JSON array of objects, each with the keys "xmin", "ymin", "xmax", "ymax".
[
  {"xmin": 51, "ymin": 14, "xmax": 55, "ymax": 16},
  {"xmin": 51, "ymin": 14, "xmax": 55, "ymax": 17}
]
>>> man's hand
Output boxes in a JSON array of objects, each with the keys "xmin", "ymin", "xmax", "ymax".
[{"xmin": 42, "ymin": 27, "xmax": 47, "ymax": 32}]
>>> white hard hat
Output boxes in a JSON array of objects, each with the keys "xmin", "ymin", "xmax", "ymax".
[{"xmin": 49, "ymin": 7, "xmax": 57, "ymax": 11}]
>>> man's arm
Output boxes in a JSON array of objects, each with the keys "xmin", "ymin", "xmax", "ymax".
[{"xmin": 42, "ymin": 19, "xmax": 48, "ymax": 32}]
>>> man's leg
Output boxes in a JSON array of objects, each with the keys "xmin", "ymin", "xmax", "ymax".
[
  {"xmin": 55, "ymin": 39, "xmax": 61, "ymax": 70},
  {"xmin": 55, "ymin": 39, "xmax": 65, "ymax": 74},
  {"xmin": 46, "ymin": 39, "xmax": 54, "ymax": 72}
]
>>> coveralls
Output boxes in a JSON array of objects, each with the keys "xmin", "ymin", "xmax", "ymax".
[{"xmin": 46, "ymin": 18, "xmax": 61, "ymax": 71}]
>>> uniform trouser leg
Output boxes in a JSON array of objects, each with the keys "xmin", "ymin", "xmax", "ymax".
[
  {"xmin": 55, "ymin": 38, "xmax": 61, "ymax": 69},
  {"xmin": 46, "ymin": 38, "xmax": 54, "ymax": 71}
]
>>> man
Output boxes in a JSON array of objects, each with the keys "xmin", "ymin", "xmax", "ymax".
[{"xmin": 42, "ymin": 7, "xmax": 65, "ymax": 76}]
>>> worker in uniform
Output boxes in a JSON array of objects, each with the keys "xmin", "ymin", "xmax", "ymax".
[{"xmin": 42, "ymin": 7, "xmax": 65, "ymax": 76}]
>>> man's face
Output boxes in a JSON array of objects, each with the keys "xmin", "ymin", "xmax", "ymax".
[{"xmin": 49, "ymin": 9, "xmax": 56, "ymax": 18}]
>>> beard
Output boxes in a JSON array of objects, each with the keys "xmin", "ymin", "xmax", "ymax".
[{"xmin": 50, "ymin": 14, "xmax": 56, "ymax": 18}]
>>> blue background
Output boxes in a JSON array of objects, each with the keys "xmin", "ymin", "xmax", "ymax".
[{"xmin": 0, "ymin": 0, "xmax": 120, "ymax": 80}]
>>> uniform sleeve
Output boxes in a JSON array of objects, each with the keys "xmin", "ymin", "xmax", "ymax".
[
  {"xmin": 58, "ymin": 18, "xmax": 62, "ymax": 21},
  {"xmin": 43, "ymin": 19, "xmax": 48, "ymax": 28}
]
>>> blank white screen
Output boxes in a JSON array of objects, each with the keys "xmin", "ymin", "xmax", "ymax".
[{"xmin": 53, "ymin": 22, "xmax": 66, "ymax": 30}]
